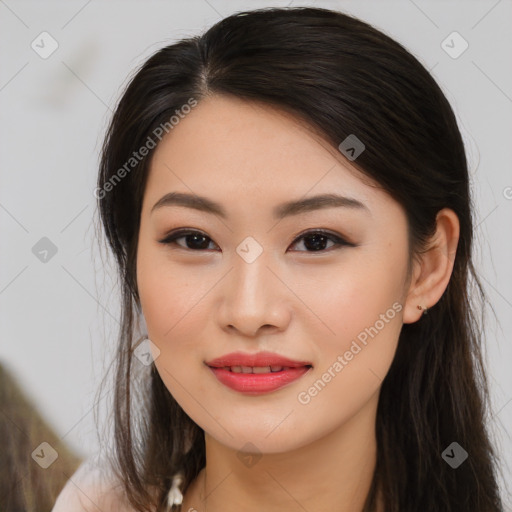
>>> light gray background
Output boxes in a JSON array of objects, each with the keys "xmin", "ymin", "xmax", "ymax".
[{"xmin": 1, "ymin": 0, "xmax": 511, "ymax": 507}]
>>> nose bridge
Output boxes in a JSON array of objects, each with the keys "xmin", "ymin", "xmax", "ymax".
[
  {"xmin": 218, "ymin": 239, "xmax": 289, "ymax": 335},
  {"xmin": 230, "ymin": 242, "xmax": 273, "ymax": 310}
]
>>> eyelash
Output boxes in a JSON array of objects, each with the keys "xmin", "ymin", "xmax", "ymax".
[{"xmin": 157, "ymin": 228, "xmax": 354, "ymax": 253}]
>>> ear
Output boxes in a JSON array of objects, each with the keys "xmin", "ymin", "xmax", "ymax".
[{"xmin": 403, "ymin": 208, "xmax": 460, "ymax": 324}]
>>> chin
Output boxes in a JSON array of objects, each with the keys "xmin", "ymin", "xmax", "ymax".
[{"xmin": 203, "ymin": 418, "xmax": 319, "ymax": 456}]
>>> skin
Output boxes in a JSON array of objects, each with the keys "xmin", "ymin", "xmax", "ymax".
[{"xmin": 136, "ymin": 94, "xmax": 459, "ymax": 512}]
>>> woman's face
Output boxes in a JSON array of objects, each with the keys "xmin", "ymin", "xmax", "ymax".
[{"xmin": 137, "ymin": 95, "xmax": 411, "ymax": 453}]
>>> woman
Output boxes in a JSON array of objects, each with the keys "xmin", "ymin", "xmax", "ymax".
[{"xmin": 54, "ymin": 6, "xmax": 504, "ymax": 512}]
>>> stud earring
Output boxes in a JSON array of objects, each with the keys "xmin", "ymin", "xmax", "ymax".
[{"xmin": 417, "ymin": 305, "xmax": 428, "ymax": 315}]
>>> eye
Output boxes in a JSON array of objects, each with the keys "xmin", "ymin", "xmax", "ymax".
[
  {"xmin": 158, "ymin": 229, "xmax": 218, "ymax": 251},
  {"xmin": 158, "ymin": 228, "xmax": 354, "ymax": 253},
  {"xmin": 289, "ymin": 229, "xmax": 354, "ymax": 252}
]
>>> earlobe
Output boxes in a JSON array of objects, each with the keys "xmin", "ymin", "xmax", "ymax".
[{"xmin": 403, "ymin": 208, "xmax": 460, "ymax": 324}]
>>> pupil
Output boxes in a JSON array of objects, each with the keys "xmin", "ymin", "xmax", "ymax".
[
  {"xmin": 188, "ymin": 234, "xmax": 209, "ymax": 250},
  {"xmin": 305, "ymin": 234, "xmax": 327, "ymax": 251}
]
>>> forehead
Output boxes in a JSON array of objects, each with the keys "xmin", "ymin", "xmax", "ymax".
[{"xmin": 144, "ymin": 95, "xmax": 382, "ymax": 216}]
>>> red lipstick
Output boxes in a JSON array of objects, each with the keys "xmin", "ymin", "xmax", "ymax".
[{"xmin": 205, "ymin": 351, "xmax": 312, "ymax": 395}]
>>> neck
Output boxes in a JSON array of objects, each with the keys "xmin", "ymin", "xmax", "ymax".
[{"xmin": 181, "ymin": 393, "xmax": 381, "ymax": 512}]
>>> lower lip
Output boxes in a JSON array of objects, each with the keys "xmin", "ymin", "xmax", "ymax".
[{"xmin": 207, "ymin": 366, "xmax": 311, "ymax": 395}]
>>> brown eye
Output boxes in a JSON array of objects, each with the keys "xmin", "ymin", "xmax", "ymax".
[
  {"xmin": 288, "ymin": 230, "xmax": 352, "ymax": 252},
  {"xmin": 159, "ymin": 230, "xmax": 218, "ymax": 251}
]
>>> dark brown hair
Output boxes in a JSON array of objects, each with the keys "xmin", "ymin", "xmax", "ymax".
[{"xmin": 95, "ymin": 7, "xmax": 504, "ymax": 511}]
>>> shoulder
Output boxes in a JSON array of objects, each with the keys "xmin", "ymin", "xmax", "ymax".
[{"xmin": 51, "ymin": 458, "xmax": 138, "ymax": 512}]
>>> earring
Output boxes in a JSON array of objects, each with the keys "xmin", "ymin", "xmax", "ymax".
[
  {"xmin": 417, "ymin": 305, "xmax": 428, "ymax": 315},
  {"xmin": 166, "ymin": 473, "xmax": 184, "ymax": 509}
]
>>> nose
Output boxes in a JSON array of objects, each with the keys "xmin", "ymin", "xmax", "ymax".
[{"xmin": 216, "ymin": 252, "xmax": 292, "ymax": 338}]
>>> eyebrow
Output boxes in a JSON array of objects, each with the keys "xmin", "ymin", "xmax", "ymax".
[{"xmin": 151, "ymin": 191, "xmax": 369, "ymax": 219}]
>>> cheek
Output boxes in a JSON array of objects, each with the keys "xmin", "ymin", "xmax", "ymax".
[
  {"xmin": 137, "ymin": 245, "xmax": 191, "ymax": 354},
  {"xmin": 296, "ymin": 248, "xmax": 407, "ymax": 405},
  {"xmin": 137, "ymin": 264, "xmax": 210, "ymax": 410},
  {"xmin": 137, "ymin": 234, "xmax": 211, "ymax": 338},
  {"xmin": 136, "ymin": 243, "xmax": 225, "ymax": 410},
  {"xmin": 308, "ymin": 248, "xmax": 406, "ymax": 345}
]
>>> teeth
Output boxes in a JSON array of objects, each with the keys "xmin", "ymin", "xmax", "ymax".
[
  {"xmin": 223, "ymin": 365, "xmax": 289, "ymax": 373},
  {"xmin": 253, "ymin": 366, "xmax": 271, "ymax": 373}
]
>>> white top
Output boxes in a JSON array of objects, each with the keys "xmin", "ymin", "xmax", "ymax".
[
  {"xmin": 51, "ymin": 457, "xmax": 136, "ymax": 512},
  {"xmin": 52, "ymin": 457, "xmax": 184, "ymax": 512}
]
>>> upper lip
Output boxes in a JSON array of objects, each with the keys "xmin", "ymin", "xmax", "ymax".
[{"xmin": 206, "ymin": 351, "xmax": 312, "ymax": 368}]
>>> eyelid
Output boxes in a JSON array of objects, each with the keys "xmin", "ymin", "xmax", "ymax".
[
  {"xmin": 157, "ymin": 227, "xmax": 356, "ymax": 252},
  {"xmin": 158, "ymin": 228, "xmax": 219, "ymax": 250}
]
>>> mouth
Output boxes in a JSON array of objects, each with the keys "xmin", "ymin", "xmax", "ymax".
[{"xmin": 207, "ymin": 358, "xmax": 313, "ymax": 395}]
